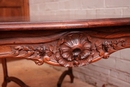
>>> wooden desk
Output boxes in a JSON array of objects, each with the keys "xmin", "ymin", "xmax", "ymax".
[{"xmin": 0, "ymin": 17, "xmax": 130, "ymax": 87}]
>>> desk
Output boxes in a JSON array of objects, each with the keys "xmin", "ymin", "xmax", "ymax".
[{"xmin": 0, "ymin": 17, "xmax": 130, "ymax": 87}]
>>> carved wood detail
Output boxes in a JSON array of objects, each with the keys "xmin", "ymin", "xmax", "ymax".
[
  {"xmin": 55, "ymin": 32, "xmax": 126, "ymax": 67},
  {"xmin": 5, "ymin": 31, "xmax": 126, "ymax": 67},
  {"xmin": 0, "ymin": 18, "xmax": 130, "ymax": 87},
  {"xmin": 12, "ymin": 45, "xmax": 55, "ymax": 65}
]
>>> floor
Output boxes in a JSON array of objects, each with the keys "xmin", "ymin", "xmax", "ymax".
[{"xmin": 0, "ymin": 59, "xmax": 95, "ymax": 87}]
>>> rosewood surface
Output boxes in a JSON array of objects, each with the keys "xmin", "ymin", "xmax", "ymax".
[{"xmin": 0, "ymin": 17, "xmax": 130, "ymax": 87}]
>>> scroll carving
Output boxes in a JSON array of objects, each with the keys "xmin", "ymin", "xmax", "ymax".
[
  {"xmin": 10, "ymin": 32, "xmax": 126, "ymax": 67},
  {"xmin": 12, "ymin": 45, "xmax": 54, "ymax": 65}
]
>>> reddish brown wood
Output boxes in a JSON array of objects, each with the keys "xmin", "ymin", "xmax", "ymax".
[
  {"xmin": 0, "ymin": 17, "xmax": 130, "ymax": 31},
  {"xmin": 0, "ymin": 0, "xmax": 29, "ymax": 22},
  {"xmin": 0, "ymin": 17, "xmax": 130, "ymax": 86},
  {"xmin": 0, "ymin": 1, "xmax": 29, "ymax": 86},
  {"xmin": 0, "ymin": 18, "xmax": 129, "ymax": 67}
]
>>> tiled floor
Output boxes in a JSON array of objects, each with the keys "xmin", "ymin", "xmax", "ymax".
[{"xmin": 0, "ymin": 59, "xmax": 94, "ymax": 87}]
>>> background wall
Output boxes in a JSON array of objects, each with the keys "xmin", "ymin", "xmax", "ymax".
[
  {"xmin": 29, "ymin": 0, "xmax": 130, "ymax": 21},
  {"xmin": 29, "ymin": 0, "xmax": 130, "ymax": 87}
]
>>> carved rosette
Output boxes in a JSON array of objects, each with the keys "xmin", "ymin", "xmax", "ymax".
[{"xmin": 55, "ymin": 33, "xmax": 94, "ymax": 67}]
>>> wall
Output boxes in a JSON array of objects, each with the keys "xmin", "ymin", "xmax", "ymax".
[
  {"xmin": 74, "ymin": 49, "xmax": 130, "ymax": 87},
  {"xmin": 29, "ymin": 0, "xmax": 130, "ymax": 87},
  {"xmin": 29, "ymin": 0, "xmax": 130, "ymax": 21}
]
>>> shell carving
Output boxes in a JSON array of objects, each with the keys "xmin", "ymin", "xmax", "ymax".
[{"xmin": 56, "ymin": 33, "xmax": 93, "ymax": 67}]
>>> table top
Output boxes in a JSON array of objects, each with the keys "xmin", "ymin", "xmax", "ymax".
[{"xmin": 0, "ymin": 17, "xmax": 130, "ymax": 31}]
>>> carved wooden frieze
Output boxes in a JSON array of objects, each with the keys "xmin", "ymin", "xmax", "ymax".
[
  {"xmin": 55, "ymin": 32, "xmax": 126, "ymax": 67},
  {"xmin": 12, "ymin": 45, "xmax": 46, "ymax": 65},
  {"xmin": 12, "ymin": 44, "xmax": 56, "ymax": 65},
  {"xmin": 1, "ymin": 32, "xmax": 126, "ymax": 67}
]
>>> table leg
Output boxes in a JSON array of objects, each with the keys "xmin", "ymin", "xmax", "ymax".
[
  {"xmin": 57, "ymin": 67, "xmax": 74, "ymax": 87},
  {"xmin": 1, "ymin": 58, "xmax": 29, "ymax": 87}
]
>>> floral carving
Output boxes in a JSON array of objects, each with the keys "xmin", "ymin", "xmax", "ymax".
[
  {"xmin": 102, "ymin": 38, "xmax": 126, "ymax": 58},
  {"xmin": 10, "ymin": 32, "xmax": 126, "ymax": 67},
  {"xmin": 55, "ymin": 33, "xmax": 94, "ymax": 67},
  {"xmin": 55, "ymin": 32, "xmax": 126, "ymax": 67},
  {"xmin": 12, "ymin": 45, "xmax": 53, "ymax": 65}
]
